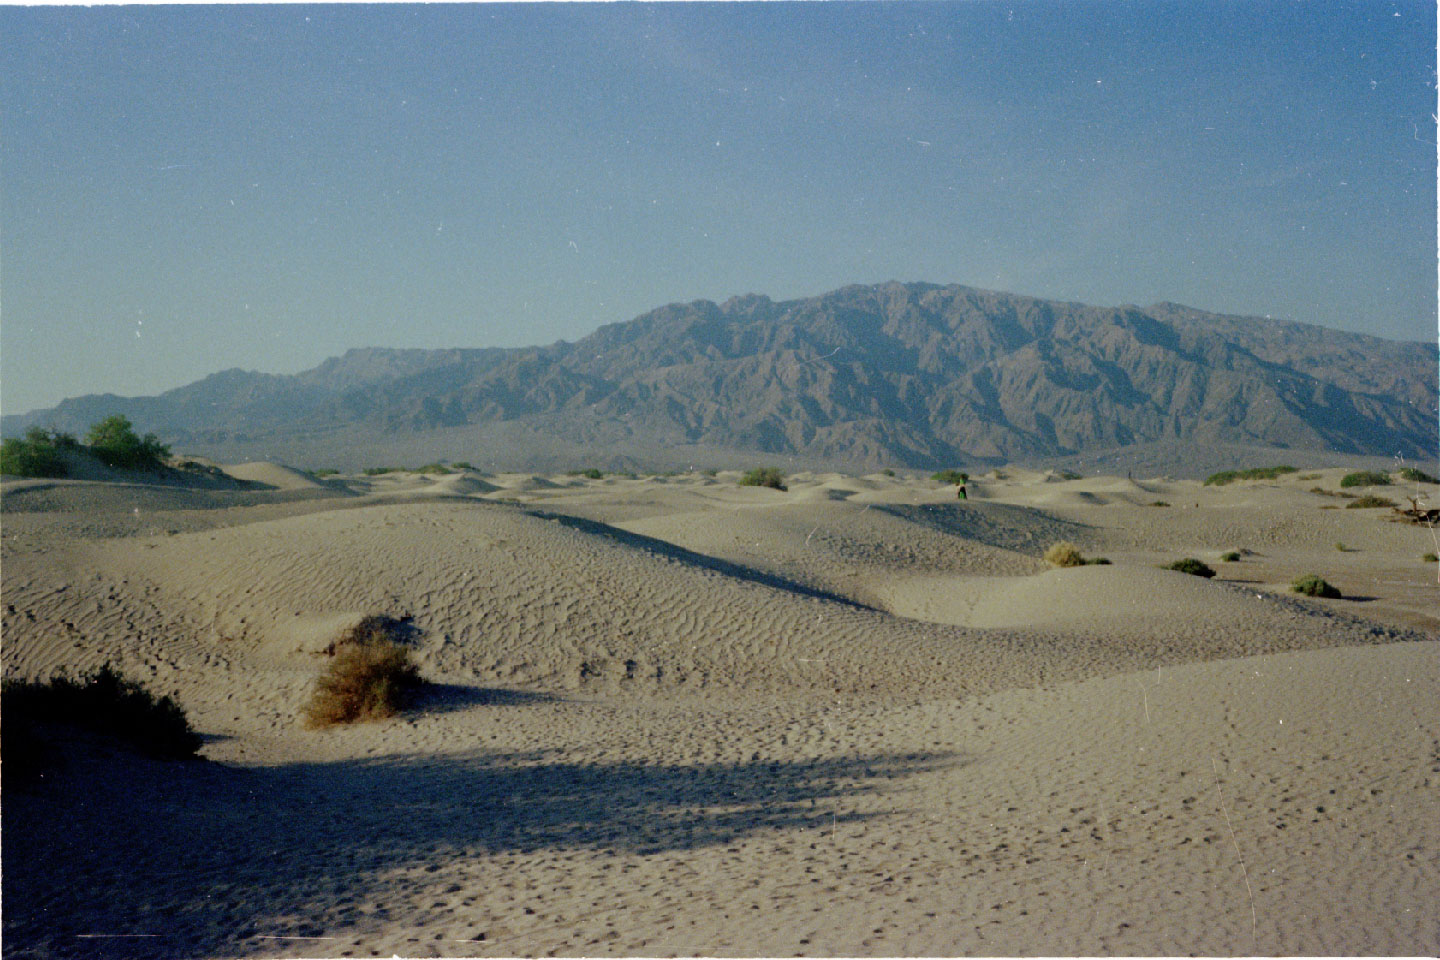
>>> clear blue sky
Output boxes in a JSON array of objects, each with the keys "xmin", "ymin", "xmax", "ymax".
[{"xmin": 2, "ymin": 1, "xmax": 1435, "ymax": 414}]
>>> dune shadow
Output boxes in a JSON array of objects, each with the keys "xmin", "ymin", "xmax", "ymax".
[
  {"xmin": 525, "ymin": 508, "xmax": 877, "ymax": 610},
  {"xmin": 3, "ymin": 745, "xmax": 956, "ymax": 958},
  {"xmin": 875, "ymin": 501, "xmax": 1091, "ymax": 554},
  {"xmin": 412, "ymin": 682, "xmax": 562, "ymax": 714}
]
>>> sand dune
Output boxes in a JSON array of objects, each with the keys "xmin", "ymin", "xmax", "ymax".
[{"xmin": 2, "ymin": 462, "xmax": 1436, "ymax": 957}]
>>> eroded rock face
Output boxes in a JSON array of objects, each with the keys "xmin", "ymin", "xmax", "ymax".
[{"xmin": 7, "ymin": 282, "xmax": 1434, "ymax": 467}]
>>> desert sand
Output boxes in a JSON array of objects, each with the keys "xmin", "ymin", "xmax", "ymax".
[{"xmin": 3, "ymin": 463, "xmax": 1437, "ymax": 957}]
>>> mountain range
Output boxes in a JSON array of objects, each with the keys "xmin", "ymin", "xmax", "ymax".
[{"xmin": 5, "ymin": 282, "xmax": 1435, "ymax": 471}]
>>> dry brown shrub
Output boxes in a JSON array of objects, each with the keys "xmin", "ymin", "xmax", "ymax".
[
  {"xmin": 305, "ymin": 634, "xmax": 420, "ymax": 728},
  {"xmin": 1043, "ymin": 541, "xmax": 1085, "ymax": 568}
]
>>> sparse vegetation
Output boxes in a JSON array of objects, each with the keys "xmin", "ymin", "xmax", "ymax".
[
  {"xmin": 1296, "ymin": 473, "xmax": 1321, "ymax": 481},
  {"xmin": 931, "ymin": 469, "xmax": 969, "ymax": 486},
  {"xmin": 739, "ymin": 466, "xmax": 787, "ymax": 491},
  {"xmin": 1083, "ymin": 556, "xmax": 1112, "ymax": 565},
  {"xmin": 1292, "ymin": 574, "xmax": 1340, "ymax": 599},
  {"xmin": 1423, "ymin": 552, "xmax": 1438, "ymax": 563},
  {"xmin": 1166, "ymin": 558, "xmax": 1216, "ymax": 578},
  {"xmin": 881, "ymin": 468, "xmax": 896, "ymax": 477},
  {"xmin": 1203, "ymin": 465, "xmax": 1297, "ymax": 486},
  {"xmin": 363, "ymin": 466, "xmax": 400, "ymax": 475},
  {"xmin": 1058, "ymin": 470, "xmax": 1083, "ymax": 481},
  {"xmin": 1334, "ymin": 542, "xmax": 1351, "ymax": 552},
  {"xmin": 1043, "ymin": 541, "xmax": 1086, "ymax": 568},
  {"xmin": 1150, "ymin": 500, "xmax": 1171, "ymax": 507},
  {"xmin": 451, "ymin": 461, "xmax": 473, "ymax": 470},
  {"xmin": 1339, "ymin": 471, "xmax": 1390, "ymax": 488},
  {"xmin": 568, "ymin": 468, "xmax": 604, "ymax": 480},
  {"xmin": 4, "ymin": 417, "xmax": 172, "ymax": 477},
  {"xmin": 305, "ymin": 618, "xmax": 421, "ymax": 727},
  {"xmin": 1396, "ymin": 467, "xmax": 1438, "ymax": 484},
  {"xmin": 1310, "ymin": 486, "xmax": 1356, "ymax": 498},
  {"xmin": 414, "ymin": 462, "xmax": 453, "ymax": 475},
  {"xmin": 2, "ymin": 663, "xmax": 202, "ymax": 763},
  {"xmin": 310, "ymin": 468, "xmax": 341, "ymax": 477},
  {"xmin": 1221, "ymin": 551, "xmax": 1242, "ymax": 562},
  {"xmin": 701, "ymin": 468, "xmax": 718, "ymax": 477},
  {"xmin": 1345, "ymin": 495, "xmax": 1394, "ymax": 509}
]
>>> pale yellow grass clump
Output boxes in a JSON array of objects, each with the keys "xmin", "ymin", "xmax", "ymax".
[
  {"xmin": 304, "ymin": 618, "xmax": 421, "ymax": 727},
  {"xmin": 1043, "ymin": 541, "xmax": 1085, "ymax": 568}
]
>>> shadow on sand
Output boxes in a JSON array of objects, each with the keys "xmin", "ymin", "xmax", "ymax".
[{"xmin": 4, "ymin": 738, "xmax": 957, "ymax": 958}]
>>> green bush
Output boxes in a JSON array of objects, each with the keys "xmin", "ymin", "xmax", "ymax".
[
  {"xmin": 931, "ymin": 469, "xmax": 969, "ymax": 486},
  {"xmin": 1150, "ymin": 500, "xmax": 1171, "ymax": 507},
  {"xmin": 2, "ymin": 663, "xmax": 201, "ymax": 761},
  {"xmin": 1345, "ymin": 495, "xmax": 1394, "ymax": 509},
  {"xmin": 1204, "ymin": 466, "xmax": 1297, "ymax": 486},
  {"xmin": 1292, "ymin": 574, "xmax": 1340, "ymax": 599},
  {"xmin": 363, "ymin": 467, "xmax": 399, "ymax": 476},
  {"xmin": 310, "ymin": 468, "xmax": 341, "ymax": 478},
  {"xmin": 451, "ymin": 461, "xmax": 474, "ymax": 470},
  {"xmin": 85, "ymin": 415, "xmax": 170, "ymax": 470},
  {"xmin": 568, "ymin": 467, "xmax": 604, "ymax": 480},
  {"xmin": 1083, "ymin": 556, "xmax": 1112, "ymax": 565},
  {"xmin": 1058, "ymin": 470, "xmax": 1083, "ymax": 481},
  {"xmin": 739, "ymin": 467, "xmax": 787, "ymax": 491},
  {"xmin": 1220, "ymin": 551, "xmax": 1242, "ymax": 562},
  {"xmin": 1166, "ymin": 558, "xmax": 1216, "ymax": 578},
  {"xmin": 0, "ymin": 428, "xmax": 68, "ymax": 478},
  {"xmin": 1396, "ymin": 467, "xmax": 1438, "ymax": 484},
  {"xmin": 1339, "ymin": 471, "xmax": 1390, "ymax": 488},
  {"xmin": 1423, "ymin": 552, "xmax": 1438, "ymax": 563},
  {"xmin": 881, "ymin": 468, "xmax": 896, "ymax": 477},
  {"xmin": 413, "ymin": 462, "xmax": 453, "ymax": 475}
]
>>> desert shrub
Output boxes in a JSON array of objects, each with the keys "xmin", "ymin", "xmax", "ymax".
[
  {"xmin": 568, "ymin": 467, "xmax": 604, "ymax": 480},
  {"xmin": 931, "ymin": 469, "xmax": 969, "ymax": 486},
  {"xmin": 2, "ymin": 663, "xmax": 201, "ymax": 760},
  {"xmin": 1204, "ymin": 466, "xmax": 1297, "ymax": 486},
  {"xmin": 85, "ymin": 415, "xmax": 170, "ymax": 470},
  {"xmin": 310, "ymin": 468, "xmax": 341, "ymax": 477},
  {"xmin": 1083, "ymin": 556, "xmax": 1111, "ymax": 565},
  {"xmin": 881, "ymin": 468, "xmax": 896, "ymax": 477},
  {"xmin": 414, "ymin": 462, "xmax": 452, "ymax": 475},
  {"xmin": 701, "ymin": 468, "xmax": 718, "ymax": 477},
  {"xmin": 363, "ymin": 466, "xmax": 399, "ymax": 475},
  {"xmin": 304, "ymin": 629, "xmax": 420, "ymax": 727},
  {"xmin": 1292, "ymin": 574, "xmax": 1340, "ymax": 598},
  {"xmin": 1396, "ymin": 467, "xmax": 1438, "ymax": 484},
  {"xmin": 1296, "ymin": 473, "xmax": 1321, "ymax": 481},
  {"xmin": 1310, "ymin": 486, "xmax": 1355, "ymax": 499},
  {"xmin": 1043, "ymin": 541, "xmax": 1086, "ymax": 568},
  {"xmin": 1150, "ymin": 500, "xmax": 1171, "ymax": 507},
  {"xmin": 0, "ymin": 428, "xmax": 68, "ymax": 477},
  {"xmin": 1334, "ymin": 542, "xmax": 1351, "ymax": 552},
  {"xmin": 451, "ymin": 461, "xmax": 473, "ymax": 470},
  {"xmin": 739, "ymin": 467, "xmax": 787, "ymax": 491},
  {"xmin": 1345, "ymin": 495, "xmax": 1394, "ymax": 509},
  {"xmin": 1059, "ymin": 470, "xmax": 1083, "ymax": 481},
  {"xmin": 1339, "ymin": 471, "xmax": 1390, "ymax": 488},
  {"xmin": 1166, "ymin": 558, "xmax": 1216, "ymax": 578},
  {"xmin": 1423, "ymin": 552, "xmax": 1438, "ymax": 563},
  {"xmin": 1220, "ymin": 551, "xmax": 1242, "ymax": 562}
]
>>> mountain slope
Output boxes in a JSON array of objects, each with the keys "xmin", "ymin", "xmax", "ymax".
[{"xmin": 6, "ymin": 282, "xmax": 1434, "ymax": 467}]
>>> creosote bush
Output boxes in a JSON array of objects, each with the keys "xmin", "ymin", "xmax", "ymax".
[
  {"xmin": 738, "ymin": 467, "xmax": 787, "ymax": 491},
  {"xmin": 568, "ymin": 467, "xmax": 604, "ymax": 480},
  {"xmin": 305, "ymin": 619, "xmax": 421, "ymax": 727},
  {"xmin": 1292, "ymin": 574, "xmax": 1341, "ymax": 599},
  {"xmin": 1166, "ymin": 558, "xmax": 1216, "ymax": 578},
  {"xmin": 1339, "ymin": 471, "xmax": 1390, "ymax": 488},
  {"xmin": 1220, "ymin": 551, "xmax": 1242, "ymax": 562},
  {"xmin": 1204, "ymin": 465, "xmax": 1297, "ymax": 486},
  {"xmin": 2, "ymin": 663, "xmax": 201, "ymax": 762},
  {"xmin": 1345, "ymin": 495, "xmax": 1394, "ymax": 509},
  {"xmin": 1396, "ymin": 467, "xmax": 1438, "ymax": 484}
]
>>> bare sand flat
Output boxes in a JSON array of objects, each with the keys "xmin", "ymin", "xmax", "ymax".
[{"xmin": 3, "ymin": 464, "xmax": 1436, "ymax": 957}]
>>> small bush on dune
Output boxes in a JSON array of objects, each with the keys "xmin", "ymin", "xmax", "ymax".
[
  {"xmin": 305, "ymin": 625, "xmax": 421, "ymax": 727},
  {"xmin": 414, "ymin": 462, "xmax": 453, "ymax": 475},
  {"xmin": 1396, "ymin": 467, "xmax": 1438, "ymax": 484},
  {"xmin": 2, "ymin": 663, "xmax": 201, "ymax": 761},
  {"xmin": 363, "ymin": 466, "xmax": 399, "ymax": 476},
  {"xmin": 85, "ymin": 415, "xmax": 170, "ymax": 470},
  {"xmin": 739, "ymin": 467, "xmax": 787, "ymax": 491},
  {"xmin": 568, "ymin": 467, "xmax": 604, "ymax": 480},
  {"xmin": 881, "ymin": 468, "xmax": 896, "ymax": 477},
  {"xmin": 1345, "ymin": 495, "xmax": 1394, "ymax": 509},
  {"xmin": 310, "ymin": 468, "xmax": 341, "ymax": 478},
  {"xmin": 1204, "ymin": 465, "xmax": 1297, "ymax": 486},
  {"xmin": 1422, "ymin": 552, "xmax": 1438, "ymax": 563},
  {"xmin": 1292, "ymin": 574, "xmax": 1340, "ymax": 599},
  {"xmin": 1083, "ymin": 556, "xmax": 1112, "ymax": 565},
  {"xmin": 1, "ymin": 428, "xmax": 69, "ymax": 478},
  {"xmin": 1043, "ymin": 541, "xmax": 1086, "ymax": 568},
  {"xmin": 1339, "ymin": 471, "xmax": 1390, "ymax": 488},
  {"xmin": 451, "ymin": 461, "xmax": 473, "ymax": 470},
  {"xmin": 1058, "ymin": 470, "xmax": 1083, "ymax": 481},
  {"xmin": 1166, "ymin": 558, "xmax": 1216, "ymax": 578},
  {"xmin": 931, "ymin": 469, "xmax": 969, "ymax": 486},
  {"xmin": 1150, "ymin": 500, "xmax": 1171, "ymax": 507},
  {"xmin": 1221, "ymin": 551, "xmax": 1242, "ymax": 562}
]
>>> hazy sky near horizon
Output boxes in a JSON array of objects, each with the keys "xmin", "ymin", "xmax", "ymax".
[{"xmin": 2, "ymin": 1, "xmax": 1435, "ymax": 415}]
